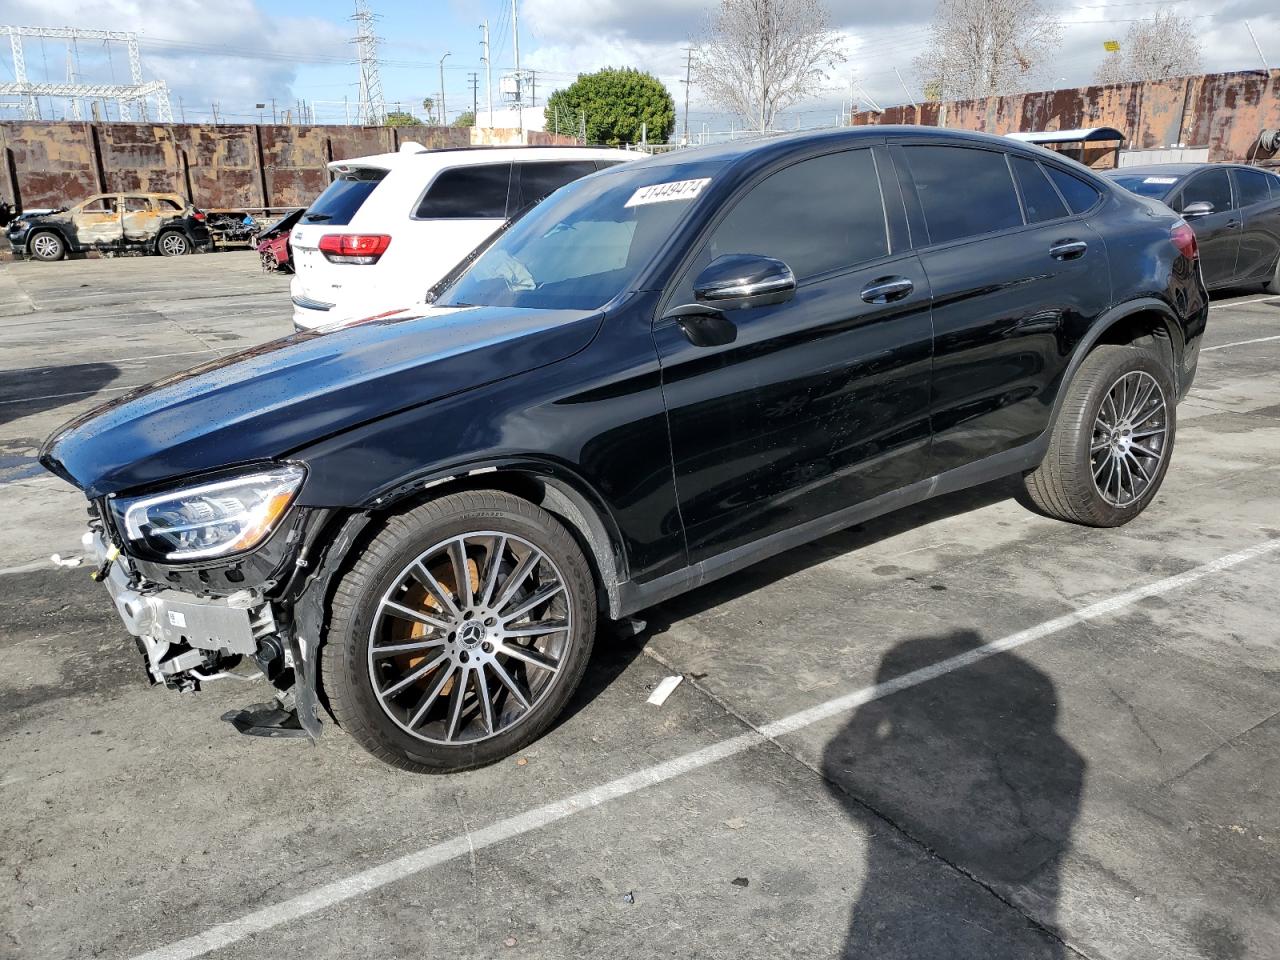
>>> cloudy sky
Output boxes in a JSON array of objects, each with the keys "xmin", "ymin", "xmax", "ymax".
[{"xmin": 2, "ymin": 0, "xmax": 1277, "ymax": 132}]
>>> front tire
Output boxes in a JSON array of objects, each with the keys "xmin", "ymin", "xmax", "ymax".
[
  {"xmin": 322, "ymin": 491, "xmax": 597, "ymax": 773},
  {"xmin": 1023, "ymin": 345, "xmax": 1176, "ymax": 527},
  {"xmin": 29, "ymin": 231, "xmax": 65, "ymax": 261}
]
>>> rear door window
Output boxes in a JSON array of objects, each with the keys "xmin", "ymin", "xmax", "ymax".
[
  {"xmin": 414, "ymin": 163, "xmax": 513, "ymax": 219},
  {"xmin": 1235, "ymin": 168, "xmax": 1273, "ymax": 207},
  {"xmin": 304, "ymin": 167, "xmax": 387, "ymax": 226},
  {"xmin": 513, "ymin": 161, "xmax": 600, "ymax": 212},
  {"xmin": 1010, "ymin": 156, "xmax": 1069, "ymax": 223},
  {"xmin": 123, "ymin": 197, "xmax": 150, "ymax": 212},
  {"xmin": 905, "ymin": 145, "xmax": 1023, "ymax": 244},
  {"xmin": 1044, "ymin": 166, "xmax": 1102, "ymax": 214},
  {"xmin": 1179, "ymin": 168, "xmax": 1233, "ymax": 214}
]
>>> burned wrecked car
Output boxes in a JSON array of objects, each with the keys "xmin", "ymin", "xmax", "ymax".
[{"xmin": 7, "ymin": 192, "xmax": 212, "ymax": 261}]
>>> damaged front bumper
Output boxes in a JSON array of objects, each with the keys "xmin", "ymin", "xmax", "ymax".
[{"xmin": 88, "ymin": 529, "xmax": 324, "ymax": 738}]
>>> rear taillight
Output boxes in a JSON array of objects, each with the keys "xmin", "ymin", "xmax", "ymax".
[
  {"xmin": 1170, "ymin": 220, "xmax": 1198, "ymax": 260},
  {"xmin": 192, "ymin": 210, "xmax": 206, "ymax": 221},
  {"xmin": 318, "ymin": 233, "xmax": 391, "ymax": 265}
]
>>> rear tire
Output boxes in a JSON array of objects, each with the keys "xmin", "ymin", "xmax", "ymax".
[
  {"xmin": 321, "ymin": 490, "xmax": 597, "ymax": 774},
  {"xmin": 28, "ymin": 231, "xmax": 64, "ymax": 262},
  {"xmin": 1263, "ymin": 254, "xmax": 1280, "ymax": 294},
  {"xmin": 157, "ymin": 231, "xmax": 191, "ymax": 256},
  {"xmin": 1023, "ymin": 345, "xmax": 1176, "ymax": 527}
]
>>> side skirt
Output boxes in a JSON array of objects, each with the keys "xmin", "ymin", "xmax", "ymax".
[{"xmin": 614, "ymin": 439, "xmax": 1045, "ymax": 618}]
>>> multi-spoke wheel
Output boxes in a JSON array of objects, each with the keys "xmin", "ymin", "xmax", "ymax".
[
  {"xmin": 322, "ymin": 491, "xmax": 596, "ymax": 773},
  {"xmin": 1024, "ymin": 345, "xmax": 1176, "ymax": 526},
  {"xmin": 29, "ymin": 231, "xmax": 65, "ymax": 262},
  {"xmin": 1090, "ymin": 370, "xmax": 1168, "ymax": 508}
]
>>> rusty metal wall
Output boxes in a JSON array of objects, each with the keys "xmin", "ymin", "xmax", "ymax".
[
  {"xmin": 851, "ymin": 68, "xmax": 1280, "ymax": 165},
  {"xmin": 0, "ymin": 122, "xmax": 575, "ymax": 210}
]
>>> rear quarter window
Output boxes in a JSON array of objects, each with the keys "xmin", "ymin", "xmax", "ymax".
[
  {"xmin": 1045, "ymin": 166, "xmax": 1102, "ymax": 214},
  {"xmin": 415, "ymin": 163, "xmax": 513, "ymax": 219},
  {"xmin": 304, "ymin": 168, "xmax": 387, "ymax": 226},
  {"xmin": 1235, "ymin": 168, "xmax": 1273, "ymax": 207}
]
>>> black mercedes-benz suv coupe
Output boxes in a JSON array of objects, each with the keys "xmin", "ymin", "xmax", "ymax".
[{"xmin": 41, "ymin": 127, "xmax": 1208, "ymax": 773}]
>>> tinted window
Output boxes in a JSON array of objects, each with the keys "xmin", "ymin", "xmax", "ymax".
[
  {"xmin": 1044, "ymin": 166, "xmax": 1102, "ymax": 214},
  {"xmin": 705, "ymin": 150, "xmax": 888, "ymax": 279},
  {"xmin": 1108, "ymin": 173, "xmax": 1181, "ymax": 199},
  {"xmin": 906, "ymin": 146, "xmax": 1022, "ymax": 244},
  {"xmin": 1235, "ymin": 168, "xmax": 1273, "ymax": 207},
  {"xmin": 1179, "ymin": 168, "xmax": 1233, "ymax": 213},
  {"xmin": 514, "ymin": 161, "xmax": 599, "ymax": 211},
  {"xmin": 439, "ymin": 159, "xmax": 725, "ymax": 311},
  {"xmin": 304, "ymin": 168, "xmax": 386, "ymax": 226},
  {"xmin": 1011, "ymin": 156, "xmax": 1069, "ymax": 223},
  {"xmin": 415, "ymin": 163, "xmax": 512, "ymax": 219}
]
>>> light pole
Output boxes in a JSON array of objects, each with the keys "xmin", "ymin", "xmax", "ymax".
[{"xmin": 438, "ymin": 52, "xmax": 450, "ymax": 125}]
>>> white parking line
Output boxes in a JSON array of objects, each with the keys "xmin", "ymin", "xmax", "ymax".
[
  {"xmin": 1208, "ymin": 295, "xmax": 1279, "ymax": 310},
  {"xmin": 1202, "ymin": 334, "xmax": 1280, "ymax": 353},
  {"xmin": 0, "ymin": 384, "xmax": 136, "ymax": 406},
  {"xmin": 127, "ymin": 536, "xmax": 1280, "ymax": 960}
]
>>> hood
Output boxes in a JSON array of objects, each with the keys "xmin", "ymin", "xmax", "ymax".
[{"xmin": 41, "ymin": 304, "xmax": 603, "ymax": 498}]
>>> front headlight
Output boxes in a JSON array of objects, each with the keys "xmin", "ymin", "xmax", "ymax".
[{"xmin": 111, "ymin": 464, "xmax": 305, "ymax": 561}]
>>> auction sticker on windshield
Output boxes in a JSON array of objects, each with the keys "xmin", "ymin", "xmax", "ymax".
[
  {"xmin": 625, "ymin": 178, "xmax": 711, "ymax": 207},
  {"xmin": 1143, "ymin": 177, "xmax": 1179, "ymax": 185}
]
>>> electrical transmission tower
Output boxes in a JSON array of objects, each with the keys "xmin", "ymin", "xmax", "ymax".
[
  {"xmin": 1, "ymin": 25, "xmax": 172, "ymax": 122},
  {"xmin": 351, "ymin": 0, "xmax": 385, "ymax": 125}
]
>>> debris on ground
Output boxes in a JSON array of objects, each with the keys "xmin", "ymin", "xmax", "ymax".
[
  {"xmin": 723, "ymin": 817, "xmax": 746, "ymax": 830},
  {"xmin": 503, "ymin": 936, "xmax": 518, "ymax": 948},
  {"xmin": 623, "ymin": 890, "xmax": 635, "ymax": 904},
  {"xmin": 647, "ymin": 675, "xmax": 683, "ymax": 706},
  {"xmin": 732, "ymin": 877, "xmax": 749, "ymax": 888}
]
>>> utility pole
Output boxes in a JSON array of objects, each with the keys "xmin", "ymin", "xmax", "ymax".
[
  {"xmin": 1244, "ymin": 20, "xmax": 1270, "ymax": 73},
  {"xmin": 480, "ymin": 21, "xmax": 493, "ymax": 129},
  {"xmin": 211, "ymin": 101, "xmax": 219, "ymax": 124},
  {"xmin": 178, "ymin": 96, "xmax": 185, "ymax": 123},
  {"xmin": 438, "ymin": 51, "xmax": 450, "ymax": 124},
  {"xmin": 271, "ymin": 97, "xmax": 277, "ymax": 123},
  {"xmin": 468, "ymin": 72, "xmax": 478, "ymax": 120},
  {"xmin": 680, "ymin": 47, "xmax": 692, "ymax": 145},
  {"xmin": 511, "ymin": 0, "xmax": 522, "ymax": 135},
  {"xmin": 528, "ymin": 69, "xmax": 536, "ymax": 108}
]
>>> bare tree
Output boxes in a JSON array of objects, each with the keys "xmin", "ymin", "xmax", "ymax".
[
  {"xmin": 1092, "ymin": 12, "xmax": 1202, "ymax": 85},
  {"xmin": 913, "ymin": 0, "xmax": 1061, "ymax": 101},
  {"xmin": 693, "ymin": 0, "xmax": 846, "ymax": 131}
]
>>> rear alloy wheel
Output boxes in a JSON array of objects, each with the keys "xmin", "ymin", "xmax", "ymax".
[
  {"xmin": 322, "ymin": 491, "xmax": 596, "ymax": 773},
  {"xmin": 1264, "ymin": 253, "xmax": 1280, "ymax": 294},
  {"xmin": 29, "ymin": 231, "xmax": 64, "ymax": 262},
  {"xmin": 158, "ymin": 231, "xmax": 191, "ymax": 256},
  {"xmin": 1023, "ymin": 345, "xmax": 1176, "ymax": 526}
]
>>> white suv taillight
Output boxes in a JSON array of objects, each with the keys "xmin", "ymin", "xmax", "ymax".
[{"xmin": 318, "ymin": 233, "xmax": 391, "ymax": 264}]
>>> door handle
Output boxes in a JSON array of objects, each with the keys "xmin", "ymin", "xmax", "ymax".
[
  {"xmin": 1049, "ymin": 239, "xmax": 1088, "ymax": 260},
  {"xmin": 860, "ymin": 276, "xmax": 914, "ymax": 303}
]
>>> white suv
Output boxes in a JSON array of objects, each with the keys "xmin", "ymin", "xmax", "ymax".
[{"xmin": 289, "ymin": 144, "xmax": 637, "ymax": 330}]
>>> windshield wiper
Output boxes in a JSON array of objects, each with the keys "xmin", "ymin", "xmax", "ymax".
[{"xmin": 303, "ymin": 213, "xmax": 332, "ymax": 222}]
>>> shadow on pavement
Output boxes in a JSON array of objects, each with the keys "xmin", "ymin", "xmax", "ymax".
[
  {"xmin": 0, "ymin": 360, "xmax": 119, "ymax": 428},
  {"xmin": 824, "ymin": 630, "xmax": 1084, "ymax": 958}
]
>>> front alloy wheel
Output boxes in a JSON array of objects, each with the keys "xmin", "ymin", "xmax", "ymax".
[
  {"xmin": 322, "ymin": 491, "xmax": 596, "ymax": 773},
  {"xmin": 368, "ymin": 532, "xmax": 573, "ymax": 746}
]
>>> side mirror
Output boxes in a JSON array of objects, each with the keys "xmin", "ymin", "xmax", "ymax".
[
  {"xmin": 693, "ymin": 254, "xmax": 796, "ymax": 310},
  {"xmin": 1181, "ymin": 200, "xmax": 1214, "ymax": 219}
]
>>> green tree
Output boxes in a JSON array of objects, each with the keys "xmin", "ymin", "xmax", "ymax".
[
  {"xmin": 452, "ymin": 110, "xmax": 476, "ymax": 128},
  {"xmin": 385, "ymin": 111, "xmax": 422, "ymax": 127},
  {"xmin": 544, "ymin": 67, "xmax": 675, "ymax": 145}
]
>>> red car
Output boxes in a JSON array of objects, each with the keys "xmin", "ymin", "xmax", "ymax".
[{"xmin": 255, "ymin": 208, "xmax": 304, "ymax": 273}]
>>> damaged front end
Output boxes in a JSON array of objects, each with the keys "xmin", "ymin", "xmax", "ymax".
[{"xmin": 75, "ymin": 468, "xmax": 367, "ymax": 741}]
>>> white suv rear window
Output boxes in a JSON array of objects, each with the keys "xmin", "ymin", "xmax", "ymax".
[
  {"xmin": 304, "ymin": 168, "xmax": 387, "ymax": 226},
  {"xmin": 414, "ymin": 163, "xmax": 512, "ymax": 219}
]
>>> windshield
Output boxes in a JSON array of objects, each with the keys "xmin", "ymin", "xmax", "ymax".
[
  {"xmin": 1108, "ymin": 173, "xmax": 1182, "ymax": 200},
  {"xmin": 437, "ymin": 159, "xmax": 725, "ymax": 311}
]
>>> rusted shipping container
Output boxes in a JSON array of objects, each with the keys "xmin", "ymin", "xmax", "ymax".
[
  {"xmin": 850, "ymin": 68, "xmax": 1280, "ymax": 166},
  {"xmin": 0, "ymin": 122, "xmax": 575, "ymax": 211}
]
